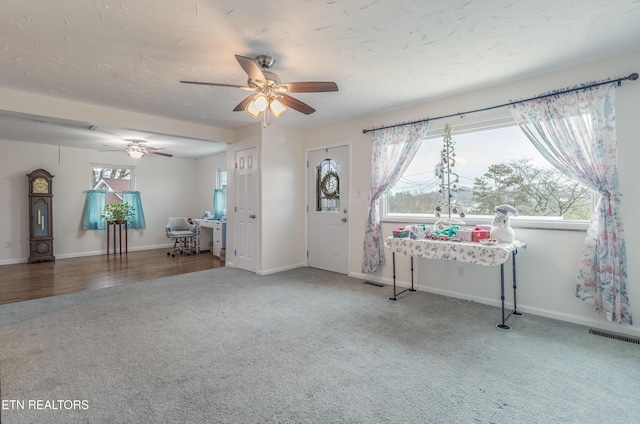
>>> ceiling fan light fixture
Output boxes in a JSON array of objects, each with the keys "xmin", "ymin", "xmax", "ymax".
[
  {"xmin": 127, "ymin": 148, "xmax": 145, "ymax": 159},
  {"xmin": 251, "ymin": 93, "xmax": 269, "ymax": 112},
  {"xmin": 245, "ymin": 101, "xmax": 261, "ymax": 117},
  {"xmin": 269, "ymin": 98, "xmax": 286, "ymax": 117},
  {"xmin": 183, "ymin": 54, "xmax": 338, "ymax": 120}
]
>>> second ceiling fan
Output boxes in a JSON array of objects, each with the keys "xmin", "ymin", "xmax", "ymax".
[
  {"xmin": 102, "ymin": 140, "xmax": 173, "ymax": 159},
  {"xmin": 180, "ymin": 54, "xmax": 338, "ymax": 118}
]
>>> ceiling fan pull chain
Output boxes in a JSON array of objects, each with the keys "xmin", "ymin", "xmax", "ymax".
[{"xmin": 263, "ymin": 108, "xmax": 270, "ymax": 128}]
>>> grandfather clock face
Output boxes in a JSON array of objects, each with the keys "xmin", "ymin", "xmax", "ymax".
[{"xmin": 33, "ymin": 177, "xmax": 49, "ymax": 193}]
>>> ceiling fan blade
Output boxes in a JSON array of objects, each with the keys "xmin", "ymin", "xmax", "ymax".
[
  {"xmin": 99, "ymin": 143, "xmax": 125, "ymax": 152},
  {"xmin": 279, "ymin": 81, "xmax": 339, "ymax": 93},
  {"xmin": 146, "ymin": 150, "xmax": 173, "ymax": 157},
  {"xmin": 279, "ymin": 94, "xmax": 316, "ymax": 115},
  {"xmin": 233, "ymin": 95, "xmax": 256, "ymax": 112},
  {"xmin": 180, "ymin": 80, "xmax": 245, "ymax": 89},
  {"xmin": 235, "ymin": 55, "xmax": 265, "ymax": 84}
]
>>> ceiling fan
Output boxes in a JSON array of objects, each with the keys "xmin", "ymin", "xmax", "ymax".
[
  {"xmin": 180, "ymin": 54, "xmax": 338, "ymax": 120},
  {"xmin": 103, "ymin": 140, "xmax": 173, "ymax": 159}
]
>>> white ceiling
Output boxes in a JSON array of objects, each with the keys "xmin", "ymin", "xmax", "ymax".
[{"xmin": 2, "ymin": 0, "xmax": 640, "ymax": 158}]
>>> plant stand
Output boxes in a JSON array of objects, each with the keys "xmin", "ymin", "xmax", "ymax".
[{"xmin": 107, "ymin": 220, "xmax": 128, "ymax": 255}]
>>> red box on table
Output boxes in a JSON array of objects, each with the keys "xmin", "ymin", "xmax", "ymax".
[{"xmin": 472, "ymin": 227, "xmax": 490, "ymax": 242}]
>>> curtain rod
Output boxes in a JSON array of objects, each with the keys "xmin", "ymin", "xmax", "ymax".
[{"xmin": 362, "ymin": 72, "xmax": 638, "ymax": 134}]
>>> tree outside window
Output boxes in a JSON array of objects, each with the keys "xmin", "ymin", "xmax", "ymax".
[{"xmin": 385, "ymin": 124, "xmax": 592, "ymax": 221}]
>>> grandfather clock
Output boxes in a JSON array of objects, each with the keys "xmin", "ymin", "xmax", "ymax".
[{"xmin": 27, "ymin": 169, "xmax": 55, "ymax": 263}]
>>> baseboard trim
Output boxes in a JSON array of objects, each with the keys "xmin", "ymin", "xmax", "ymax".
[
  {"xmin": 349, "ymin": 273, "xmax": 640, "ymax": 337},
  {"xmin": 0, "ymin": 258, "xmax": 28, "ymax": 266},
  {"xmin": 513, "ymin": 305, "xmax": 640, "ymax": 337},
  {"xmin": 0, "ymin": 244, "xmax": 175, "ymax": 265},
  {"xmin": 257, "ymin": 263, "xmax": 305, "ymax": 276},
  {"xmin": 348, "ymin": 272, "xmax": 394, "ymax": 285}
]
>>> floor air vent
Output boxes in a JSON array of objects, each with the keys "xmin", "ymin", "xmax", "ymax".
[
  {"xmin": 363, "ymin": 281, "xmax": 385, "ymax": 288},
  {"xmin": 589, "ymin": 328, "xmax": 640, "ymax": 344}
]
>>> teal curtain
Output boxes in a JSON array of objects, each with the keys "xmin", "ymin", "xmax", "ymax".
[
  {"xmin": 122, "ymin": 191, "xmax": 146, "ymax": 229},
  {"xmin": 82, "ymin": 190, "xmax": 106, "ymax": 230},
  {"xmin": 213, "ymin": 188, "xmax": 226, "ymax": 220}
]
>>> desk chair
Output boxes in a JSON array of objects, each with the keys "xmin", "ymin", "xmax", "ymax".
[{"xmin": 166, "ymin": 217, "xmax": 196, "ymax": 257}]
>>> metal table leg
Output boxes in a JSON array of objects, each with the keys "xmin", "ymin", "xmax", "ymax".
[
  {"xmin": 511, "ymin": 249, "xmax": 524, "ymax": 317},
  {"xmin": 496, "ymin": 249, "xmax": 523, "ymax": 330},
  {"xmin": 389, "ymin": 252, "xmax": 398, "ymax": 301},
  {"xmin": 496, "ymin": 262, "xmax": 510, "ymax": 329},
  {"xmin": 389, "ymin": 252, "xmax": 416, "ymax": 301},
  {"xmin": 409, "ymin": 256, "xmax": 416, "ymax": 292}
]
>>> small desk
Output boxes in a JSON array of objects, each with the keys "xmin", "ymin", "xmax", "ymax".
[
  {"xmin": 193, "ymin": 219, "xmax": 226, "ymax": 256},
  {"xmin": 107, "ymin": 220, "xmax": 128, "ymax": 255},
  {"xmin": 384, "ymin": 236, "xmax": 526, "ymax": 330}
]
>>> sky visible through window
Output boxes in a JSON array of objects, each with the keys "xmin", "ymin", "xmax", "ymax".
[{"xmin": 390, "ymin": 125, "xmax": 552, "ymax": 195}]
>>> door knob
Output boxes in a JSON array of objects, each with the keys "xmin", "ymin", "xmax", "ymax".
[
  {"xmin": 342, "ymin": 217, "xmax": 347, "ymax": 222},
  {"xmin": 250, "ymin": 214, "xmax": 256, "ymax": 219}
]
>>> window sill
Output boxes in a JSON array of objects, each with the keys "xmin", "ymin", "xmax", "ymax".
[{"xmin": 382, "ymin": 215, "xmax": 589, "ymax": 232}]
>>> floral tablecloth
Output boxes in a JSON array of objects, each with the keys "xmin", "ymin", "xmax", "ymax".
[{"xmin": 384, "ymin": 236, "xmax": 526, "ymax": 267}]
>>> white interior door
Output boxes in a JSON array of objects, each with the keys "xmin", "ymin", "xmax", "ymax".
[
  {"xmin": 307, "ymin": 145, "xmax": 349, "ymax": 274},
  {"xmin": 235, "ymin": 147, "xmax": 258, "ymax": 272}
]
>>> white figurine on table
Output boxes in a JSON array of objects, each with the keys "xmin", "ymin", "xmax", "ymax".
[{"xmin": 490, "ymin": 205, "xmax": 518, "ymax": 243}]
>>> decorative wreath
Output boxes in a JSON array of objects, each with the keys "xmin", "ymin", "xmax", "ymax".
[{"xmin": 320, "ymin": 171, "xmax": 340, "ymax": 200}]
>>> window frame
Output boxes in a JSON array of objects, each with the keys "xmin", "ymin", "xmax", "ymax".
[
  {"xmin": 90, "ymin": 163, "xmax": 136, "ymax": 200},
  {"xmin": 217, "ymin": 167, "xmax": 227, "ymax": 189},
  {"xmin": 380, "ymin": 117, "xmax": 591, "ymax": 231}
]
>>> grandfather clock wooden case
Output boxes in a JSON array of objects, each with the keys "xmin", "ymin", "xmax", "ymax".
[{"xmin": 27, "ymin": 169, "xmax": 55, "ymax": 263}]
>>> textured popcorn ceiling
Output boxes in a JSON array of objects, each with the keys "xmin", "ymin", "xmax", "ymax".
[{"xmin": 1, "ymin": 0, "xmax": 640, "ymax": 157}]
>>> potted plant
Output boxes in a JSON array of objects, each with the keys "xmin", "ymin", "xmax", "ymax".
[{"xmin": 102, "ymin": 202, "xmax": 135, "ymax": 223}]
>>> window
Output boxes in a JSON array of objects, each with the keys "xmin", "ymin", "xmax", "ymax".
[
  {"xmin": 90, "ymin": 164, "xmax": 135, "ymax": 205},
  {"xmin": 316, "ymin": 158, "xmax": 340, "ymax": 212},
  {"xmin": 383, "ymin": 121, "xmax": 593, "ymax": 228},
  {"xmin": 217, "ymin": 168, "xmax": 227, "ymax": 189}
]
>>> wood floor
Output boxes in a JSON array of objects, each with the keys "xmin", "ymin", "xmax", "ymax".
[{"xmin": 0, "ymin": 248, "xmax": 223, "ymax": 305}]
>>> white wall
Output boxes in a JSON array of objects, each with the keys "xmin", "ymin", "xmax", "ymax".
[
  {"xmin": 0, "ymin": 139, "xmax": 212, "ymax": 263},
  {"xmin": 223, "ymin": 123, "xmax": 306, "ymax": 274},
  {"xmin": 260, "ymin": 124, "xmax": 306, "ymax": 274},
  {"xmin": 304, "ymin": 49, "xmax": 640, "ymax": 336}
]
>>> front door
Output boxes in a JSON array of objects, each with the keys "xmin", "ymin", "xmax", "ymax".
[
  {"xmin": 307, "ymin": 145, "xmax": 349, "ymax": 274},
  {"xmin": 235, "ymin": 147, "xmax": 258, "ymax": 272}
]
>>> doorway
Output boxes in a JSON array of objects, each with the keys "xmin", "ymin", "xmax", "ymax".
[
  {"xmin": 234, "ymin": 147, "xmax": 258, "ymax": 272},
  {"xmin": 307, "ymin": 145, "xmax": 349, "ymax": 274}
]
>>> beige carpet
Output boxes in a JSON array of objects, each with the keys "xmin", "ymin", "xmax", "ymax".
[{"xmin": 0, "ymin": 266, "xmax": 638, "ymax": 423}]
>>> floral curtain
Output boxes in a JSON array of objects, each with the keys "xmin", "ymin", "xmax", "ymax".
[
  {"xmin": 510, "ymin": 83, "xmax": 631, "ymax": 325},
  {"xmin": 122, "ymin": 191, "xmax": 146, "ymax": 229},
  {"xmin": 82, "ymin": 190, "xmax": 107, "ymax": 230},
  {"xmin": 362, "ymin": 121, "xmax": 430, "ymax": 273}
]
